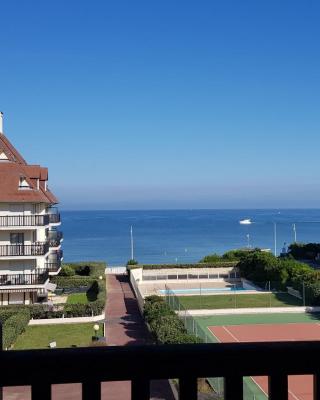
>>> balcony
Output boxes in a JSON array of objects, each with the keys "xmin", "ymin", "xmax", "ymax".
[
  {"xmin": 48, "ymin": 207, "xmax": 61, "ymax": 224},
  {"xmin": 0, "ymin": 243, "xmax": 49, "ymax": 257},
  {"xmin": 48, "ymin": 231, "xmax": 63, "ymax": 247},
  {"xmin": 0, "ymin": 214, "xmax": 49, "ymax": 227},
  {"xmin": 0, "ymin": 269, "xmax": 49, "ymax": 286},
  {"xmin": 0, "ymin": 341, "xmax": 319, "ymax": 399},
  {"xmin": 45, "ymin": 259, "xmax": 62, "ymax": 274}
]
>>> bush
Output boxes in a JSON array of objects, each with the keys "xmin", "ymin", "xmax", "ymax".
[
  {"xmin": 127, "ymin": 259, "xmax": 139, "ymax": 266},
  {"xmin": 75, "ymin": 265, "xmax": 91, "ymax": 276},
  {"xmin": 289, "ymin": 243, "xmax": 320, "ymax": 260},
  {"xmin": 144, "ymin": 296, "xmax": 200, "ymax": 344},
  {"xmin": 144, "ymin": 301, "xmax": 175, "ymax": 325},
  {"xmin": 199, "ymin": 249, "xmax": 260, "ymax": 263},
  {"xmin": 51, "ymin": 275, "xmax": 96, "ymax": 288},
  {"xmin": 63, "ymin": 262, "xmax": 106, "ymax": 278},
  {"xmin": 2, "ymin": 309, "xmax": 30, "ymax": 349},
  {"xmin": 60, "ymin": 265, "xmax": 75, "ymax": 276}
]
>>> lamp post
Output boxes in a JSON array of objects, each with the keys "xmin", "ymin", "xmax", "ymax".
[{"xmin": 93, "ymin": 324, "xmax": 100, "ymax": 341}]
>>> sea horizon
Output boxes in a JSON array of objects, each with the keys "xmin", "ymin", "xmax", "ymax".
[{"xmin": 60, "ymin": 209, "xmax": 320, "ymax": 266}]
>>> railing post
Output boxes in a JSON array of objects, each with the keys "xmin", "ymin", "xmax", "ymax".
[
  {"xmin": 314, "ymin": 374, "xmax": 320, "ymax": 400},
  {"xmin": 131, "ymin": 378, "xmax": 150, "ymax": 400},
  {"xmin": 268, "ymin": 374, "xmax": 288, "ymax": 399},
  {"xmin": 179, "ymin": 377, "xmax": 197, "ymax": 400},
  {"xmin": 82, "ymin": 380, "xmax": 101, "ymax": 400},
  {"xmin": 224, "ymin": 376, "xmax": 243, "ymax": 400}
]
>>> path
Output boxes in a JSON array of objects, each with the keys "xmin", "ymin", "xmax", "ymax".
[{"xmin": 103, "ymin": 273, "xmax": 174, "ymax": 400}]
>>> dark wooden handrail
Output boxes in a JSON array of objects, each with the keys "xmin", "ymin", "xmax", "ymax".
[
  {"xmin": 0, "ymin": 215, "xmax": 49, "ymax": 227},
  {"xmin": 0, "ymin": 243, "xmax": 49, "ymax": 257},
  {"xmin": 0, "ymin": 341, "xmax": 320, "ymax": 399}
]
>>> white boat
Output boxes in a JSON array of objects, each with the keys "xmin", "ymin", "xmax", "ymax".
[{"xmin": 239, "ymin": 219, "xmax": 252, "ymax": 225}]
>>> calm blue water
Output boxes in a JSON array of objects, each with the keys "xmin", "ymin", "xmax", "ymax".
[
  {"xmin": 61, "ymin": 209, "xmax": 320, "ymax": 265},
  {"xmin": 159, "ymin": 287, "xmax": 248, "ymax": 295}
]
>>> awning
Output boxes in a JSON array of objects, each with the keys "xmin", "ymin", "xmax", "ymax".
[{"xmin": 45, "ymin": 282, "xmax": 57, "ymax": 292}]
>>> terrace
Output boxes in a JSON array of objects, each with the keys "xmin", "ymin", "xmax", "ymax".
[{"xmin": 0, "ymin": 341, "xmax": 319, "ymax": 399}]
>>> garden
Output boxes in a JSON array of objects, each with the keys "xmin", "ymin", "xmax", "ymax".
[
  {"xmin": 14, "ymin": 323, "xmax": 104, "ymax": 350},
  {"xmin": 0, "ymin": 262, "xmax": 106, "ymax": 349}
]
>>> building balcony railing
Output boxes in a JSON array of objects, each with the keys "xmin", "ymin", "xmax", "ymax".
[
  {"xmin": 48, "ymin": 213, "xmax": 61, "ymax": 224},
  {"xmin": 48, "ymin": 231, "xmax": 63, "ymax": 247},
  {"xmin": 0, "ymin": 214, "xmax": 50, "ymax": 227},
  {"xmin": 47, "ymin": 207, "xmax": 61, "ymax": 224},
  {"xmin": 0, "ymin": 243, "xmax": 49, "ymax": 257},
  {"xmin": 0, "ymin": 341, "xmax": 319, "ymax": 399},
  {"xmin": 0, "ymin": 269, "xmax": 49, "ymax": 286}
]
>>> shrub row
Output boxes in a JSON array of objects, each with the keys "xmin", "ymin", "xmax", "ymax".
[
  {"xmin": 63, "ymin": 262, "xmax": 106, "ymax": 278},
  {"xmin": 50, "ymin": 275, "xmax": 97, "ymax": 288},
  {"xmin": 130, "ymin": 262, "xmax": 237, "ymax": 270},
  {"xmin": 237, "ymin": 250, "xmax": 320, "ymax": 305},
  {"xmin": 144, "ymin": 295, "xmax": 201, "ymax": 344},
  {"xmin": 2, "ymin": 309, "xmax": 30, "ymax": 349},
  {"xmin": 289, "ymin": 243, "xmax": 320, "ymax": 261}
]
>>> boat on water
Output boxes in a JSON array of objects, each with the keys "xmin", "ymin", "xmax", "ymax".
[{"xmin": 239, "ymin": 219, "xmax": 252, "ymax": 225}]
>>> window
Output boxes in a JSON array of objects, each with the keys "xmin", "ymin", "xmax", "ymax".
[
  {"xmin": 10, "ymin": 233, "xmax": 24, "ymax": 244},
  {"xmin": 19, "ymin": 176, "xmax": 30, "ymax": 189},
  {"xmin": 0, "ymin": 150, "xmax": 8, "ymax": 161}
]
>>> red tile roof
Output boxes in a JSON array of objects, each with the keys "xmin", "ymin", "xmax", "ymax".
[{"xmin": 0, "ymin": 133, "xmax": 58, "ymax": 204}]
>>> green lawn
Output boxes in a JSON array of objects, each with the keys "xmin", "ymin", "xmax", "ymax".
[
  {"xmin": 66, "ymin": 293, "xmax": 89, "ymax": 304},
  {"xmin": 177, "ymin": 292, "xmax": 302, "ymax": 310},
  {"xmin": 14, "ymin": 323, "xmax": 104, "ymax": 350}
]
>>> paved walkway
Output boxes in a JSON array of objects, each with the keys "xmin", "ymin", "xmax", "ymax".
[
  {"xmin": 3, "ymin": 274, "xmax": 174, "ymax": 400},
  {"xmin": 103, "ymin": 274, "xmax": 174, "ymax": 400}
]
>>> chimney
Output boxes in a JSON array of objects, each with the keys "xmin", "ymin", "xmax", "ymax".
[{"xmin": 0, "ymin": 112, "xmax": 3, "ymax": 134}]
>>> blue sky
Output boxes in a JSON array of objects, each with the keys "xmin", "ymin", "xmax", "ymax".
[{"xmin": 1, "ymin": 1, "xmax": 320, "ymax": 209}]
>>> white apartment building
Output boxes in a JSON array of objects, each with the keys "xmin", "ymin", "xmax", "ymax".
[{"xmin": 0, "ymin": 113, "xmax": 63, "ymax": 305}]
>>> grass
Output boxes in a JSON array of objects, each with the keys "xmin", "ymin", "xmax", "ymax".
[
  {"xmin": 176, "ymin": 292, "xmax": 302, "ymax": 310},
  {"xmin": 14, "ymin": 323, "xmax": 104, "ymax": 350},
  {"xmin": 66, "ymin": 293, "xmax": 89, "ymax": 304}
]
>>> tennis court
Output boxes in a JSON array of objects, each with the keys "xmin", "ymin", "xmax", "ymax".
[{"xmin": 209, "ymin": 322, "xmax": 319, "ymax": 400}]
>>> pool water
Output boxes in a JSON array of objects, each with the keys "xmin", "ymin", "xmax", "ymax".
[{"xmin": 159, "ymin": 287, "xmax": 249, "ymax": 295}]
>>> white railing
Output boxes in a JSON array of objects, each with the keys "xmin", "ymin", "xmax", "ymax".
[{"xmin": 106, "ymin": 266, "xmax": 127, "ymax": 274}]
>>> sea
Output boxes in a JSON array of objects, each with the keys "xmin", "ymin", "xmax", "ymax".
[{"xmin": 61, "ymin": 209, "xmax": 320, "ymax": 266}]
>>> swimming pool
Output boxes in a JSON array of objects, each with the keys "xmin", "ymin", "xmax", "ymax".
[{"xmin": 159, "ymin": 287, "xmax": 249, "ymax": 295}]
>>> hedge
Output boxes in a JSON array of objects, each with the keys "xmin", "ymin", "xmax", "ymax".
[
  {"xmin": 62, "ymin": 262, "xmax": 106, "ymax": 278},
  {"xmin": 50, "ymin": 275, "xmax": 97, "ymax": 288},
  {"xmin": 128, "ymin": 262, "xmax": 238, "ymax": 271},
  {"xmin": 144, "ymin": 296, "xmax": 201, "ymax": 344},
  {"xmin": 2, "ymin": 309, "xmax": 30, "ymax": 349}
]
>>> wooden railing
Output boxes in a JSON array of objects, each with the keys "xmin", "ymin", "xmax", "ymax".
[
  {"xmin": 0, "ymin": 270, "xmax": 49, "ymax": 286},
  {"xmin": 0, "ymin": 341, "xmax": 320, "ymax": 399},
  {"xmin": 0, "ymin": 215, "xmax": 49, "ymax": 227},
  {"xmin": 0, "ymin": 243, "xmax": 49, "ymax": 257}
]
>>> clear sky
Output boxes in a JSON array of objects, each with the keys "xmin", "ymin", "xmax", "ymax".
[{"xmin": 1, "ymin": 1, "xmax": 320, "ymax": 209}]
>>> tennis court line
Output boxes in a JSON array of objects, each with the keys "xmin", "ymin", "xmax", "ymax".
[
  {"xmin": 222, "ymin": 325, "xmax": 240, "ymax": 342},
  {"xmin": 288, "ymin": 389, "xmax": 303, "ymax": 400},
  {"xmin": 206, "ymin": 326, "xmax": 221, "ymax": 343},
  {"xmin": 250, "ymin": 377, "xmax": 268, "ymax": 397}
]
